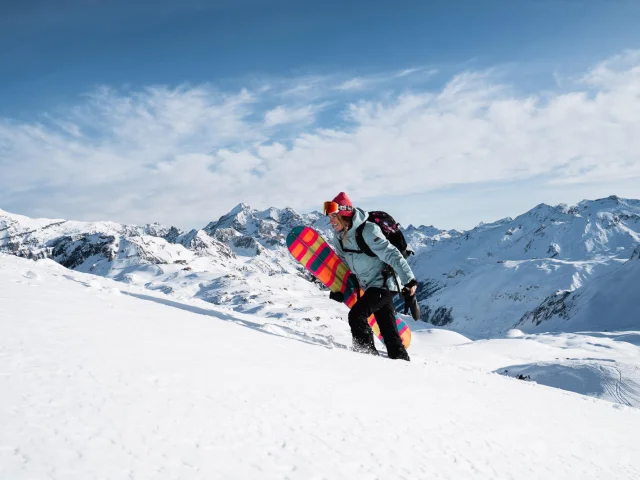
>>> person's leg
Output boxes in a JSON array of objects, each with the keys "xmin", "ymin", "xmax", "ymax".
[
  {"xmin": 348, "ymin": 288, "xmax": 393, "ymax": 355},
  {"xmin": 374, "ymin": 294, "xmax": 410, "ymax": 361}
]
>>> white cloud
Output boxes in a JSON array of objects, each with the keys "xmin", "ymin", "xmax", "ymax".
[
  {"xmin": 336, "ymin": 78, "xmax": 366, "ymax": 91},
  {"xmin": 580, "ymin": 50, "xmax": 640, "ymax": 89},
  {"xmin": 334, "ymin": 69, "xmax": 438, "ymax": 93},
  {"xmin": 394, "ymin": 67, "xmax": 436, "ymax": 78},
  {"xmin": 277, "ymin": 75, "xmax": 334, "ymax": 100},
  {"xmin": 1, "ymin": 51, "xmax": 640, "ymax": 229},
  {"xmin": 264, "ymin": 105, "xmax": 319, "ymax": 127}
]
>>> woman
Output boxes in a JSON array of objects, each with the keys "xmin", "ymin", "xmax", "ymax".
[{"xmin": 324, "ymin": 192, "xmax": 417, "ymax": 361}]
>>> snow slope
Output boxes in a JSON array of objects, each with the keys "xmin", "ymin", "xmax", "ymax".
[
  {"xmin": 2, "ymin": 254, "xmax": 640, "ymax": 479},
  {"xmin": 516, "ymin": 245, "xmax": 640, "ymax": 332},
  {"xmin": 414, "ymin": 327, "xmax": 640, "ymax": 408}
]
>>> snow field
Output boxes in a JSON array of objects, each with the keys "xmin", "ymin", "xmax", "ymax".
[{"xmin": 2, "ymin": 255, "xmax": 640, "ymax": 479}]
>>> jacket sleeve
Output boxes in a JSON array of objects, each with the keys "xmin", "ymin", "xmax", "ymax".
[{"xmin": 362, "ymin": 222, "xmax": 415, "ymax": 286}]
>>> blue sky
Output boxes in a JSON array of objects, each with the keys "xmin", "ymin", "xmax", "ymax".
[
  {"xmin": 1, "ymin": 0, "xmax": 640, "ymax": 230},
  {"xmin": 2, "ymin": 0, "xmax": 638, "ymax": 113}
]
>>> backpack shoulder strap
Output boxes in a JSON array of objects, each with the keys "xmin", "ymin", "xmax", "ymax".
[
  {"xmin": 338, "ymin": 236, "xmax": 362, "ymax": 254},
  {"xmin": 354, "ymin": 222, "xmax": 375, "ymax": 257}
]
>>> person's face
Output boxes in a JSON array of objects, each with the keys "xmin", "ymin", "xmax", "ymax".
[{"xmin": 329, "ymin": 213, "xmax": 344, "ymax": 232}]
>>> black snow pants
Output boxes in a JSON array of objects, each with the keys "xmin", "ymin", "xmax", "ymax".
[{"xmin": 348, "ymin": 287, "xmax": 410, "ymax": 361}]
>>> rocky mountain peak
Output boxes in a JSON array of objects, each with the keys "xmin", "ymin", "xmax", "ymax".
[{"xmin": 204, "ymin": 204, "xmax": 324, "ymax": 248}]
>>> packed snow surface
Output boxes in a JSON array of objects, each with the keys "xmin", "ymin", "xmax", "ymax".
[{"xmin": 2, "ymin": 254, "xmax": 640, "ymax": 479}]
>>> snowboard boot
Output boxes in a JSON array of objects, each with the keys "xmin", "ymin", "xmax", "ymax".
[
  {"xmin": 391, "ymin": 348, "xmax": 410, "ymax": 361},
  {"xmin": 385, "ymin": 342, "xmax": 410, "ymax": 361},
  {"xmin": 352, "ymin": 332, "xmax": 379, "ymax": 356}
]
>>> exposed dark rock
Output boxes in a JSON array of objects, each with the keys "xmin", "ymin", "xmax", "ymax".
[
  {"xmin": 163, "ymin": 226, "xmax": 183, "ymax": 243},
  {"xmin": 422, "ymin": 305, "xmax": 454, "ymax": 326},
  {"xmin": 48, "ymin": 234, "xmax": 117, "ymax": 269},
  {"xmin": 519, "ymin": 290, "xmax": 572, "ymax": 326}
]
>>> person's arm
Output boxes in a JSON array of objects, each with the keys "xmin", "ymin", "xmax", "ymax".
[{"xmin": 362, "ymin": 223, "xmax": 416, "ymax": 289}]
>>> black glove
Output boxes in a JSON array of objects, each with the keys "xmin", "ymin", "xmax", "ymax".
[
  {"xmin": 403, "ymin": 293, "xmax": 421, "ymax": 320},
  {"xmin": 402, "ymin": 279, "xmax": 418, "ymax": 296},
  {"xmin": 401, "ymin": 280, "xmax": 421, "ymax": 320},
  {"xmin": 329, "ymin": 291, "xmax": 345, "ymax": 303}
]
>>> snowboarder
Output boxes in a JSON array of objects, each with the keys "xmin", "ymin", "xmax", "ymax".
[{"xmin": 324, "ymin": 192, "xmax": 417, "ymax": 361}]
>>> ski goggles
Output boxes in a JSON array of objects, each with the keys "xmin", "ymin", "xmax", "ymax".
[{"xmin": 323, "ymin": 201, "xmax": 354, "ymax": 216}]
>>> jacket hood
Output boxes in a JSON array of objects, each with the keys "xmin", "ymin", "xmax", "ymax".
[{"xmin": 347, "ymin": 207, "xmax": 368, "ymax": 236}]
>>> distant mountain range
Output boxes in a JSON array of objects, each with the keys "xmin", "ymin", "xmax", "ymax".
[
  {"xmin": 2, "ymin": 195, "xmax": 638, "ymax": 338},
  {"xmin": 410, "ymin": 195, "xmax": 640, "ymax": 336}
]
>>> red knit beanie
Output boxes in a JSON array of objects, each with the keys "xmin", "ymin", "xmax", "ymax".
[{"xmin": 332, "ymin": 192, "xmax": 354, "ymax": 217}]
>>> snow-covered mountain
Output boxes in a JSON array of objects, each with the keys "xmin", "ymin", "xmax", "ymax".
[
  {"xmin": 2, "ymin": 195, "xmax": 639, "ymax": 339},
  {"xmin": 0, "ymin": 209, "xmax": 170, "ymax": 261},
  {"xmin": 204, "ymin": 203, "xmax": 325, "ymax": 245},
  {"xmin": 516, "ymin": 244, "xmax": 640, "ymax": 332},
  {"xmin": 0, "ymin": 205, "xmax": 339, "ymax": 337},
  {"xmin": 402, "ymin": 223, "xmax": 462, "ymax": 252},
  {"xmin": 410, "ymin": 195, "xmax": 640, "ymax": 336}
]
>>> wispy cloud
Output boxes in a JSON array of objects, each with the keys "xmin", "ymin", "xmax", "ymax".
[
  {"xmin": 336, "ymin": 78, "xmax": 367, "ymax": 91},
  {"xmin": 335, "ymin": 68, "xmax": 438, "ymax": 93},
  {"xmin": 1, "ymin": 52, "xmax": 639, "ymax": 228},
  {"xmin": 264, "ymin": 104, "xmax": 321, "ymax": 127},
  {"xmin": 394, "ymin": 67, "xmax": 436, "ymax": 78}
]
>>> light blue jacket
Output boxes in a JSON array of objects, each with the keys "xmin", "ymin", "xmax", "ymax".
[{"xmin": 332, "ymin": 208, "xmax": 415, "ymax": 292}]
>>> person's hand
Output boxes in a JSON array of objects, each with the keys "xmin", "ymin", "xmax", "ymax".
[
  {"xmin": 403, "ymin": 279, "xmax": 417, "ymax": 297},
  {"xmin": 329, "ymin": 291, "xmax": 345, "ymax": 302}
]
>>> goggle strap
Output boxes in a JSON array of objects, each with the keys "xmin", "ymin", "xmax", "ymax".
[{"xmin": 324, "ymin": 201, "xmax": 354, "ymax": 215}]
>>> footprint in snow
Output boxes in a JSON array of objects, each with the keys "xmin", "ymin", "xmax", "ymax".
[{"xmin": 22, "ymin": 270, "xmax": 39, "ymax": 280}]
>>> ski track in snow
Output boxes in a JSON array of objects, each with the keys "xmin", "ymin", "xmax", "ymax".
[
  {"xmin": 496, "ymin": 361, "xmax": 640, "ymax": 408},
  {"xmin": 2, "ymin": 254, "xmax": 640, "ymax": 479}
]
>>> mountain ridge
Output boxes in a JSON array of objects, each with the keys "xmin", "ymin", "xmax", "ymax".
[{"xmin": 2, "ymin": 195, "xmax": 638, "ymax": 337}]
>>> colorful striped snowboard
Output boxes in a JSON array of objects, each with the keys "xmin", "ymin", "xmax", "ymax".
[{"xmin": 286, "ymin": 225, "xmax": 411, "ymax": 348}]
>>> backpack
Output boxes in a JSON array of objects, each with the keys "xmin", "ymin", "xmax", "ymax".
[
  {"xmin": 342, "ymin": 211, "xmax": 413, "ymax": 259},
  {"xmin": 340, "ymin": 211, "xmax": 419, "ymax": 317}
]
